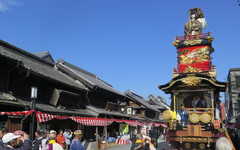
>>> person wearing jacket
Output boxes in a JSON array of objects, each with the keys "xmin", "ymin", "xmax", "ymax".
[
  {"xmin": 1, "ymin": 132, "xmax": 31, "ymax": 150},
  {"xmin": 63, "ymin": 129, "xmax": 72, "ymax": 150},
  {"xmin": 70, "ymin": 130, "xmax": 85, "ymax": 150},
  {"xmin": 56, "ymin": 129, "xmax": 66, "ymax": 149}
]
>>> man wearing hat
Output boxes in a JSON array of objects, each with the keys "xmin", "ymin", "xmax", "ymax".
[
  {"xmin": 70, "ymin": 130, "xmax": 85, "ymax": 150},
  {"xmin": 42, "ymin": 130, "xmax": 63, "ymax": 150},
  {"xmin": 1, "ymin": 132, "xmax": 31, "ymax": 150},
  {"xmin": 0, "ymin": 127, "xmax": 9, "ymax": 148}
]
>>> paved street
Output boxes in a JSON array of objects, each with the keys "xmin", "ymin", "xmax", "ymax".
[
  {"xmin": 106, "ymin": 144, "xmax": 131, "ymax": 150},
  {"xmin": 157, "ymin": 141, "xmax": 170, "ymax": 150},
  {"xmin": 106, "ymin": 140, "xmax": 170, "ymax": 150}
]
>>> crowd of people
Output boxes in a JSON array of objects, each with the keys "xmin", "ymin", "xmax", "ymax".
[
  {"xmin": 0, "ymin": 127, "xmax": 86, "ymax": 150},
  {"xmin": 130, "ymin": 127, "xmax": 159, "ymax": 150}
]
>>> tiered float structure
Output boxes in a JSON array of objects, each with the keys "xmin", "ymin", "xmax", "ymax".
[{"xmin": 159, "ymin": 8, "xmax": 230, "ymax": 150}]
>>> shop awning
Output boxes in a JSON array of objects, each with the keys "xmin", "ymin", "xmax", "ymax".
[
  {"xmin": 0, "ymin": 110, "xmax": 162, "ymax": 127},
  {"xmin": 155, "ymin": 122, "xmax": 167, "ymax": 128}
]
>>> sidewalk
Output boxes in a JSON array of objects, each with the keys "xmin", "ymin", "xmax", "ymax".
[
  {"xmin": 105, "ymin": 140, "xmax": 166, "ymax": 150},
  {"xmin": 106, "ymin": 144, "xmax": 131, "ymax": 150}
]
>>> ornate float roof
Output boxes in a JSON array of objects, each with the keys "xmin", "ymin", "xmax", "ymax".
[{"xmin": 159, "ymin": 73, "xmax": 226, "ymax": 94}]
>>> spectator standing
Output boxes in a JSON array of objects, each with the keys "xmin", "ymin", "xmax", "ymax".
[
  {"xmin": 42, "ymin": 130, "xmax": 63, "ymax": 150},
  {"xmin": 215, "ymin": 137, "xmax": 233, "ymax": 150},
  {"xmin": 0, "ymin": 127, "xmax": 9, "ymax": 148},
  {"xmin": 149, "ymin": 138, "xmax": 156, "ymax": 150},
  {"xmin": 32, "ymin": 130, "xmax": 44, "ymax": 150},
  {"xmin": 41, "ymin": 130, "xmax": 49, "ymax": 149},
  {"xmin": 130, "ymin": 134, "xmax": 143, "ymax": 150},
  {"xmin": 70, "ymin": 130, "xmax": 85, "ymax": 150},
  {"xmin": 63, "ymin": 129, "xmax": 72, "ymax": 150},
  {"xmin": 149, "ymin": 126, "xmax": 158, "ymax": 148},
  {"xmin": 1, "ymin": 132, "xmax": 31, "ymax": 150},
  {"xmin": 56, "ymin": 129, "xmax": 66, "ymax": 149}
]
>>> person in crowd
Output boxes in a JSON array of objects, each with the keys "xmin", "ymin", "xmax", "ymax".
[
  {"xmin": 63, "ymin": 129, "xmax": 72, "ymax": 150},
  {"xmin": 149, "ymin": 126, "xmax": 158, "ymax": 148},
  {"xmin": 215, "ymin": 137, "xmax": 233, "ymax": 150},
  {"xmin": 13, "ymin": 130, "xmax": 26, "ymax": 148},
  {"xmin": 56, "ymin": 129, "xmax": 66, "ymax": 149},
  {"xmin": 0, "ymin": 127, "xmax": 9, "ymax": 147},
  {"xmin": 41, "ymin": 130, "xmax": 49, "ymax": 149},
  {"xmin": 32, "ymin": 130, "xmax": 43, "ymax": 150},
  {"xmin": 149, "ymin": 138, "xmax": 156, "ymax": 150},
  {"xmin": 130, "ymin": 127, "xmax": 137, "ymax": 143},
  {"xmin": 130, "ymin": 134, "xmax": 143, "ymax": 150},
  {"xmin": 35, "ymin": 130, "xmax": 41, "ymax": 140},
  {"xmin": 1, "ymin": 132, "xmax": 31, "ymax": 150},
  {"xmin": 42, "ymin": 130, "xmax": 63, "ymax": 150},
  {"xmin": 70, "ymin": 130, "xmax": 85, "ymax": 150}
]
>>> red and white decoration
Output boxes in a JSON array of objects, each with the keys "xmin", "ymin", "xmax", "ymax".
[
  {"xmin": 0, "ymin": 110, "xmax": 34, "ymax": 116},
  {"xmin": 0, "ymin": 110, "xmax": 165, "ymax": 127}
]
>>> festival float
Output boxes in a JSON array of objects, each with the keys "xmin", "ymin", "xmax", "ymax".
[{"xmin": 159, "ymin": 8, "xmax": 233, "ymax": 150}]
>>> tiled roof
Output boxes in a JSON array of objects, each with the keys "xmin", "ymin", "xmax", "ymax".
[
  {"xmin": 0, "ymin": 40, "xmax": 87, "ymax": 91},
  {"xmin": 19, "ymin": 99, "xmax": 94, "ymax": 117},
  {"xmin": 33, "ymin": 51, "xmax": 55, "ymax": 63},
  {"xmin": 85, "ymin": 105, "xmax": 130, "ymax": 118},
  {"xmin": 147, "ymin": 95, "xmax": 170, "ymax": 110},
  {"xmin": 124, "ymin": 90, "xmax": 159, "ymax": 112},
  {"xmin": 57, "ymin": 58, "xmax": 124, "ymax": 96}
]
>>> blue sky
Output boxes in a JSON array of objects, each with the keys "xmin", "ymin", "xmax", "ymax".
[{"xmin": 0, "ymin": 0, "xmax": 239, "ymax": 104}]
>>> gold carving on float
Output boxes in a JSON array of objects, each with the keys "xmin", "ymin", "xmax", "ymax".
[
  {"xmin": 183, "ymin": 39, "xmax": 202, "ymax": 45},
  {"xmin": 175, "ymin": 137, "xmax": 213, "ymax": 143},
  {"xmin": 179, "ymin": 47, "xmax": 209, "ymax": 65},
  {"xmin": 183, "ymin": 66, "xmax": 201, "ymax": 73},
  {"xmin": 173, "ymin": 40, "xmax": 180, "ymax": 46},
  {"xmin": 190, "ymin": 113, "xmax": 200, "ymax": 123},
  {"xmin": 182, "ymin": 77, "xmax": 200, "ymax": 86},
  {"xmin": 199, "ymin": 143, "xmax": 206, "ymax": 149},
  {"xmin": 185, "ymin": 143, "xmax": 191, "ymax": 149},
  {"xmin": 200, "ymin": 113, "xmax": 211, "ymax": 123},
  {"xmin": 206, "ymin": 36, "xmax": 214, "ymax": 43}
]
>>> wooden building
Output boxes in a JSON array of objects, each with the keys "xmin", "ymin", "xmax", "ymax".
[{"xmin": 0, "ymin": 39, "xmax": 92, "ymax": 132}]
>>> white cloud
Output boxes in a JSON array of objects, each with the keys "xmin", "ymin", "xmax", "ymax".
[{"xmin": 0, "ymin": 0, "xmax": 21, "ymax": 12}]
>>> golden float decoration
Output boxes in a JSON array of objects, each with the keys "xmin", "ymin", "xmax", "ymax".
[
  {"xmin": 185, "ymin": 143, "xmax": 191, "ymax": 149},
  {"xmin": 199, "ymin": 143, "xmax": 206, "ymax": 149},
  {"xmin": 189, "ymin": 113, "xmax": 200, "ymax": 123},
  {"xmin": 183, "ymin": 66, "xmax": 201, "ymax": 73},
  {"xmin": 183, "ymin": 39, "xmax": 202, "ymax": 46},
  {"xmin": 182, "ymin": 77, "xmax": 200, "ymax": 86},
  {"xmin": 200, "ymin": 113, "xmax": 211, "ymax": 123}
]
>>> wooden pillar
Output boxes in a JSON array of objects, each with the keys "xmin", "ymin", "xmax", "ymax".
[
  {"xmin": 211, "ymin": 91, "xmax": 214, "ymax": 123},
  {"xmin": 173, "ymin": 94, "xmax": 176, "ymax": 112},
  {"xmin": 96, "ymin": 126, "xmax": 99, "ymax": 150},
  {"xmin": 104, "ymin": 126, "xmax": 108, "ymax": 148}
]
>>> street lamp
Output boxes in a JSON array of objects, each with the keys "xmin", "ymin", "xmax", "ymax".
[
  {"xmin": 30, "ymin": 86, "xmax": 38, "ymax": 141},
  {"xmin": 31, "ymin": 86, "xmax": 38, "ymax": 99}
]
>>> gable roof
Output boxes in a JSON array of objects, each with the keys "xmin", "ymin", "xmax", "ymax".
[
  {"xmin": 124, "ymin": 90, "xmax": 159, "ymax": 112},
  {"xmin": 0, "ymin": 39, "xmax": 87, "ymax": 91},
  {"xmin": 147, "ymin": 95, "xmax": 170, "ymax": 110},
  {"xmin": 33, "ymin": 51, "xmax": 55, "ymax": 63},
  {"xmin": 57, "ymin": 58, "xmax": 124, "ymax": 96}
]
